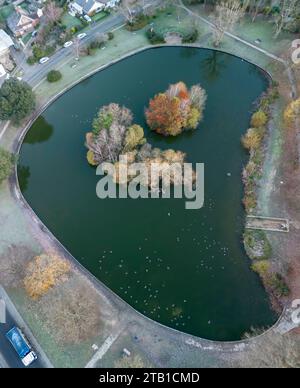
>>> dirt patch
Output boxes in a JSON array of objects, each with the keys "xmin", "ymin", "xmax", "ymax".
[{"xmin": 164, "ymin": 32, "xmax": 182, "ymax": 44}]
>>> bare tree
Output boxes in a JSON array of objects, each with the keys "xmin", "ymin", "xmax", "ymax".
[
  {"xmin": 274, "ymin": 0, "xmax": 298, "ymax": 38},
  {"xmin": 213, "ymin": 0, "xmax": 245, "ymax": 47},
  {"xmin": 248, "ymin": 0, "xmax": 266, "ymax": 22},
  {"xmin": 34, "ymin": 279, "xmax": 103, "ymax": 344},
  {"xmin": 120, "ymin": 0, "xmax": 137, "ymax": 24},
  {"xmin": 44, "ymin": 1, "xmax": 63, "ymax": 25},
  {"xmin": 0, "ymin": 245, "xmax": 33, "ymax": 288},
  {"xmin": 35, "ymin": 27, "xmax": 47, "ymax": 45}
]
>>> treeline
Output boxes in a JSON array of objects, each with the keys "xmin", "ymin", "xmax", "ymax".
[{"xmin": 185, "ymin": 0, "xmax": 300, "ymax": 35}]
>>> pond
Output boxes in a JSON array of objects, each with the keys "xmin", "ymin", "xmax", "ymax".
[{"xmin": 18, "ymin": 47, "xmax": 278, "ymax": 341}]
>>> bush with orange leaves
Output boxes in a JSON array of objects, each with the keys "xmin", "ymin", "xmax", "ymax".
[
  {"xmin": 24, "ymin": 254, "xmax": 71, "ymax": 300},
  {"xmin": 284, "ymin": 98, "xmax": 300, "ymax": 125},
  {"xmin": 146, "ymin": 82, "xmax": 207, "ymax": 137},
  {"xmin": 242, "ymin": 127, "xmax": 266, "ymax": 151}
]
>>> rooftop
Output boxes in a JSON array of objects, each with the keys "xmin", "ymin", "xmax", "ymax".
[{"xmin": 0, "ymin": 29, "xmax": 14, "ymax": 53}]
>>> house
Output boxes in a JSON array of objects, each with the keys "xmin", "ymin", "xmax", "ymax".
[
  {"xmin": 7, "ymin": 7, "xmax": 41, "ymax": 38},
  {"xmin": 69, "ymin": 0, "xmax": 120, "ymax": 17},
  {"xmin": 0, "ymin": 30, "xmax": 14, "ymax": 58}
]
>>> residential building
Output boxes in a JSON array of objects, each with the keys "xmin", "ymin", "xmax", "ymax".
[
  {"xmin": 69, "ymin": 0, "xmax": 120, "ymax": 17},
  {"xmin": 7, "ymin": 6, "xmax": 41, "ymax": 38},
  {"xmin": 0, "ymin": 29, "xmax": 14, "ymax": 58}
]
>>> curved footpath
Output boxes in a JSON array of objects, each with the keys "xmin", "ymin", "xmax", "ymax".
[
  {"xmin": 1, "ymin": 5, "xmax": 300, "ymax": 365},
  {"xmin": 5, "ymin": 49, "xmax": 299, "ymax": 368}
]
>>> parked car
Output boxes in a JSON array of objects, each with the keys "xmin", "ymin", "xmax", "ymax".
[
  {"xmin": 77, "ymin": 33, "xmax": 87, "ymax": 40},
  {"xmin": 63, "ymin": 41, "xmax": 73, "ymax": 48},
  {"xmin": 6, "ymin": 327, "xmax": 37, "ymax": 367},
  {"xmin": 39, "ymin": 57, "xmax": 49, "ymax": 64},
  {"xmin": 31, "ymin": 30, "xmax": 38, "ymax": 38},
  {"xmin": 84, "ymin": 15, "xmax": 92, "ymax": 23}
]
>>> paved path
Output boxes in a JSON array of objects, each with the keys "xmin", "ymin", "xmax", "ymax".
[
  {"xmin": 85, "ymin": 328, "xmax": 124, "ymax": 368},
  {"xmin": 0, "ymin": 4, "xmax": 299, "ymax": 368}
]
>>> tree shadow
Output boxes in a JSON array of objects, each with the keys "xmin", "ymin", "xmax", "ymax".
[{"xmin": 24, "ymin": 116, "xmax": 54, "ymax": 144}]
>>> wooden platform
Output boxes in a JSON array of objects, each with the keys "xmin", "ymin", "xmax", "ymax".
[{"xmin": 246, "ymin": 216, "xmax": 290, "ymax": 233}]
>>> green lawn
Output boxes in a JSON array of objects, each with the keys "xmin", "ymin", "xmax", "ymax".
[
  {"xmin": 61, "ymin": 13, "xmax": 82, "ymax": 30},
  {"xmin": 150, "ymin": 6, "xmax": 199, "ymax": 36},
  {"xmin": 92, "ymin": 11, "xmax": 108, "ymax": 23},
  {"xmin": 22, "ymin": 33, "xmax": 32, "ymax": 45}
]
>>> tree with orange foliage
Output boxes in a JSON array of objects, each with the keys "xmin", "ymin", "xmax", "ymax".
[
  {"xmin": 146, "ymin": 94, "xmax": 186, "ymax": 136},
  {"xmin": 24, "ymin": 254, "xmax": 71, "ymax": 300},
  {"xmin": 146, "ymin": 82, "xmax": 207, "ymax": 137}
]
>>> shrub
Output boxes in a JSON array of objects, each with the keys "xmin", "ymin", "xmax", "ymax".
[
  {"xmin": 123, "ymin": 125, "xmax": 146, "ymax": 152},
  {"xmin": 242, "ymin": 127, "xmax": 265, "ymax": 150},
  {"xmin": 87, "ymin": 150, "xmax": 97, "ymax": 166},
  {"xmin": 251, "ymin": 260, "xmax": 270, "ymax": 278},
  {"xmin": 243, "ymin": 193, "xmax": 257, "ymax": 213},
  {"xmin": 27, "ymin": 56, "xmax": 37, "ymax": 65},
  {"xmin": 89, "ymin": 40, "xmax": 103, "ymax": 50},
  {"xmin": 0, "ymin": 148, "xmax": 14, "ymax": 184},
  {"xmin": 47, "ymin": 70, "xmax": 62, "ymax": 83},
  {"xmin": 32, "ymin": 45, "xmax": 55, "ymax": 61},
  {"xmin": 146, "ymin": 28, "xmax": 165, "ymax": 44},
  {"xmin": 284, "ymin": 98, "xmax": 300, "ymax": 125},
  {"xmin": 126, "ymin": 14, "xmax": 149, "ymax": 31},
  {"xmin": 24, "ymin": 254, "xmax": 71, "ymax": 300},
  {"xmin": 267, "ymin": 273, "xmax": 290, "ymax": 297},
  {"xmin": 108, "ymin": 31, "xmax": 114, "ymax": 40},
  {"xmin": 70, "ymin": 26, "xmax": 78, "ymax": 35},
  {"xmin": 182, "ymin": 28, "xmax": 198, "ymax": 43},
  {"xmin": 32, "ymin": 45, "xmax": 45, "ymax": 60},
  {"xmin": 244, "ymin": 230, "xmax": 272, "ymax": 260},
  {"xmin": 251, "ymin": 110, "xmax": 268, "ymax": 128}
]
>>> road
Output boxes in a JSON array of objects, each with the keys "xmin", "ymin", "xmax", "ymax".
[
  {"xmin": 15, "ymin": 0, "xmax": 162, "ymax": 87},
  {"xmin": 21, "ymin": 13, "xmax": 125, "ymax": 87},
  {"xmin": 0, "ymin": 311, "xmax": 44, "ymax": 368},
  {"xmin": 0, "ymin": 287, "xmax": 52, "ymax": 368}
]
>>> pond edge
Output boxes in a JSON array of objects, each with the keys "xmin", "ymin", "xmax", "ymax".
[{"xmin": 12, "ymin": 45, "xmax": 287, "ymax": 349}]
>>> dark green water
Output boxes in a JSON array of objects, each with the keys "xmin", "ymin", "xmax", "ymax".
[{"xmin": 18, "ymin": 47, "xmax": 277, "ymax": 341}]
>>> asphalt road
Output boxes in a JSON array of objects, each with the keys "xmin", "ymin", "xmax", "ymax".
[
  {"xmin": 19, "ymin": 0, "xmax": 162, "ymax": 87},
  {"xmin": 22, "ymin": 13, "xmax": 125, "ymax": 87},
  {"xmin": 0, "ymin": 311, "xmax": 43, "ymax": 368}
]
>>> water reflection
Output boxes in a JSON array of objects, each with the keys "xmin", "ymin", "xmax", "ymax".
[
  {"xmin": 180, "ymin": 47, "xmax": 198, "ymax": 59},
  {"xmin": 24, "ymin": 117, "xmax": 54, "ymax": 144},
  {"xmin": 200, "ymin": 51, "xmax": 228, "ymax": 82},
  {"xmin": 18, "ymin": 165, "xmax": 30, "ymax": 192}
]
